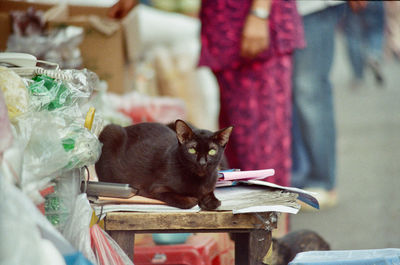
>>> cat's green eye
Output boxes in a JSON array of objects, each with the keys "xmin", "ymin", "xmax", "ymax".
[
  {"xmin": 188, "ymin": 147, "xmax": 197, "ymax": 154},
  {"xmin": 208, "ymin": 149, "xmax": 217, "ymax": 156}
]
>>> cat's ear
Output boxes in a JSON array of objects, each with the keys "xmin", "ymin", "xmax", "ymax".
[
  {"xmin": 214, "ymin": 126, "xmax": 233, "ymax": 147},
  {"xmin": 175, "ymin": 119, "xmax": 194, "ymax": 144}
]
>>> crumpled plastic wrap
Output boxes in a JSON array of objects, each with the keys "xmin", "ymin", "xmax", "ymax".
[
  {"xmin": 15, "ymin": 105, "xmax": 102, "ymax": 193},
  {"xmin": 0, "ymin": 66, "xmax": 29, "ymax": 119},
  {"xmin": 28, "ymin": 69, "xmax": 98, "ymax": 112}
]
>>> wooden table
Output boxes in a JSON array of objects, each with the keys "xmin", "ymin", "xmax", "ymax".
[{"xmin": 104, "ymin": 211, "xmax": 278, "ymax": 265}]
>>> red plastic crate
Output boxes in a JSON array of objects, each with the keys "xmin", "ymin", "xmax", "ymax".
[{"xmin": 134, "ymin": 235, "xmax": 220, "ymax": 265}]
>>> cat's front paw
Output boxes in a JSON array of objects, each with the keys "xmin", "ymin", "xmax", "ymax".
[
  {"xmin": 178, "ymin": 196, "xmax": 199, "ymax": 209},
  {"xmin": 199, "ymin": 193, "xmax": 221, "ymax": 210}
]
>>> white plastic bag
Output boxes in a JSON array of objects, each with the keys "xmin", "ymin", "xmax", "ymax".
[
  {"xmin": 62, "ymin": 193, "xmax": 97, "ymax": 264},
  {"xmin": 0, "ymin": 171, "xmax": 75, "ymax": 265}
]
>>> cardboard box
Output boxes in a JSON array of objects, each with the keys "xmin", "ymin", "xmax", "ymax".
[{"xmin": 0, "ymin": 1, "xmax": 133, "ymax": 94}]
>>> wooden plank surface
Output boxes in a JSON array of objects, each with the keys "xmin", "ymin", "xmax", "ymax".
[{"xmin": 105, "ymin": 211, "xmax": 276, "ymax": 231}]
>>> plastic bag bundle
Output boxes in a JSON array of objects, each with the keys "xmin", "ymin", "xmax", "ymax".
[
  {"xmin": 0, "ymin": 66, "xmax": 29, "ymax": 119},
  {"xmin": 7, "ymin": 26, "xmax": 84, "ymax": 69},
  {"xmin": 90, "ymin": 224, "xmax": 134, "ymax": 265},
  {"xmin": 7, "ymin": 7, "xmax": 84, "ymax": 69}
]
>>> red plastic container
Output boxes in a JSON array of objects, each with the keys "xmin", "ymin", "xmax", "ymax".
[{"xmin": 134, "ymin": 235, "xmax": 221, "ymax": 265}]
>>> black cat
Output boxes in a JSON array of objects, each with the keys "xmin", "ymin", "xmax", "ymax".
[{"xmin": 95, "ymin": 119, "xmax": 233, "ymax": 210}]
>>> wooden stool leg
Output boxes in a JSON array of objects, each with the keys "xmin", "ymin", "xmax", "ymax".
[
  {"xmin": 232, "ymin": 232, "xmax": 250, "ymax": 265},
  {"xmin": 232, "ymin": 230, "xmax": 272, "ymax": 265},
  {"xmin": 108, "ymin": 230, "xmax": 136, "ymax": 261}
]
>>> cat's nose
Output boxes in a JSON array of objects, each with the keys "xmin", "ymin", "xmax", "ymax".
[{"xmin": 199, "ymin": 157, "xmax": 207, "ymax": 167}]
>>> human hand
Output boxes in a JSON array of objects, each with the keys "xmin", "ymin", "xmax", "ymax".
[
  {"xmin": 348, "ymin": 1, "xmax": 368, "ymax": 13},
  {"xmin": 240, "ymin": 14, "xmax": 270, "ymax": 59},
  {"xmin": 108, "ymin": 0, "xmax": 137, "ymax": 19}
]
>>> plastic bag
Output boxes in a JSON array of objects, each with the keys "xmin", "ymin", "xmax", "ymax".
[
  {"xmin": 45, "ymin": 169, "xmax": 82, "ymax": 232},
  {"xmin": 0, "ymin": 89, "xmax": 13, "ymax": 153},
  {"xmin": 0, "ymin": 170, "xmax": 76, "ymax": 265},
  {"xmin": 62, "ymin": 193, "xmax": 97, "ymax": 264},
  {"xmin": 15, "ymin": 105, "xmax": 102, "ymax": 193},
  {"xmin": 0, "ymin": 66, "xmax": 29, "ymax": 119},
  {"xmin": 90, "ymin": 224, "xmax": 134, "ymax": 265}
]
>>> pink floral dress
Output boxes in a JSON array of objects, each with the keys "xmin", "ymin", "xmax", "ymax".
[{"xmin": 199, "ymin": 0, "xmax": 304, "ymax": 186}]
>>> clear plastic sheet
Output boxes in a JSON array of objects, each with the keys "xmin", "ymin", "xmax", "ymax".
[{"xmin": 0, "ymin": 66, "xmax": 29, "ymax": 119}]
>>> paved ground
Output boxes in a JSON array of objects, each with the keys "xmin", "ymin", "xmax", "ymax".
[{"xmin": 290, "ymin": 35, "xmax": 400, "ymax": 249}]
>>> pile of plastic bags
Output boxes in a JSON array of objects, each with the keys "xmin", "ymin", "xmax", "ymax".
[{"xmin": 0, "ymin": 65, "xmax": 134, "ymax": 265}]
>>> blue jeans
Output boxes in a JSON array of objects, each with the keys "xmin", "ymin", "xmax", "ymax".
[
  {"xmin": 291, "ymin": 4, "xmax": 345, "ymax": 191},
  {"xmin": 342, "ymin": 2, "xmax": 385, "ymax": 79}
]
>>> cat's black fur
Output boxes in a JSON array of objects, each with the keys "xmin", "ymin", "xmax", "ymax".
[{"xmin": 95, "ymin": 119, "xmax": 233, "ymax": 210}]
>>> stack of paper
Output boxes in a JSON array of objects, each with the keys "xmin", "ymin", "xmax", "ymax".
[{"xmin": 90, "ymin": 169, "xmax": 319, "ymax": 218}]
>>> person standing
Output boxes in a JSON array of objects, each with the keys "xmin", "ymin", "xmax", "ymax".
[
  {"xmin": 291, "ymin": 1, "xmax": 347, "ymax": 209},
  {"xmin": 199, "ymin": 0, "xmax": 304, "ymax": 187}
]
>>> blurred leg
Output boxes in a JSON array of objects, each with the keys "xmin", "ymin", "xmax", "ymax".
[
  {"xmin": 363, "ymin": 1, "xmax": 385, "ymax": 84},
  {"xmin": 292, "ymin": 5, "xmax": 344, "ymax": 191},
  {"xmin": 291, "ymin": 105, "xmax": 310, "ymax": 188},
  {"xmin": 363, "ymin": 1, "xmax": 385, "ymax": 61},
  {"xmin": 342, "ymin": 6, "xmax": 365, "ymax": 80}
]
